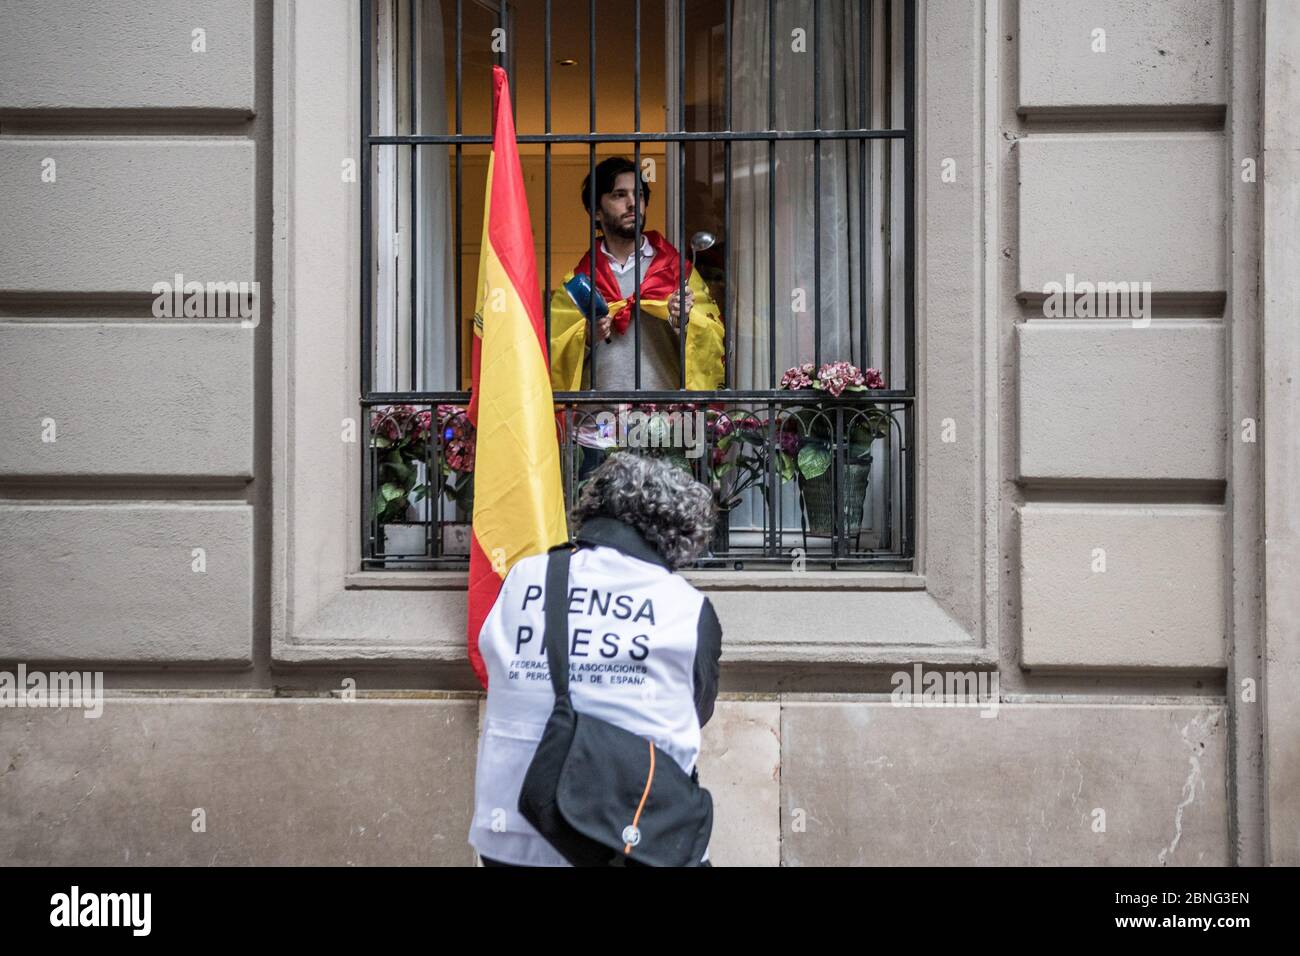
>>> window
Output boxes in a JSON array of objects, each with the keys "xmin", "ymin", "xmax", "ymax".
[{"xmin": 360, "ymin": 0, "xmax": 914, "ymax": 571}]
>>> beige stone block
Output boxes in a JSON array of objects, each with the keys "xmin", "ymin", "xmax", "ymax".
[
  {"xmin": 0, "ymin": 141, "xmax": 255, "ymax": 294},
  {"xmin": 707, "ymin": 588, "xmax": 974, "ymax": 659},
  {"xmin": 0, "ymin": 698, "xmax": 479, "ymax": 865},
  {"xmin": 0, "ymin": 323, "xmax": 253, "ymax": 478},
  {"xmin": 1019, "ymin": 505, "xmax": 1226, "ymax": 669},
  {"xmin": 781, "ymin": 700, "xmax": 1229, "ymax": 865},
  {"xmin": 0, "ymin": 0, "xmax": 255, "ymax": 112},
  {"xmin": 1017, "ymin": 322, "xmax": 1225, "ymax": 481},
  {"xmin": 699, "ymin": 700, "xmax": 781, "ymax": 867},
  {"xmin": 1019, "ymin": 134, "xmax": 1224, "ymax": 295},
  {"xmin": 1019, "ymin": 0, "xmax": 1226, "ymax": 109},
  {"xmin": 0, "ymin": 504, "xmax": 253, "ymax": 663}
]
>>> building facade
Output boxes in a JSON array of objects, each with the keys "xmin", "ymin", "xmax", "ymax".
[{"xmin": 1, "ymin": 0, "xmax": 1297, "ymax": 866}]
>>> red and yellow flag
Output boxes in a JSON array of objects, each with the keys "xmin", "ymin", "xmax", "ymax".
[{"xmin": 466, "ymin": 66, "xmax": 568, "ymax": 689}]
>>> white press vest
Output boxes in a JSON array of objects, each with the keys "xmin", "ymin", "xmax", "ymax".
[{"xmin": 468, "ymin": 538, "xmax": 714, "ymax": 866}]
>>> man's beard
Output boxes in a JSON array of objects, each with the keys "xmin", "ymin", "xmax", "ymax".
[{"xmin": 602, "ymin": 211, "xmax": 642, "ymax": 240}]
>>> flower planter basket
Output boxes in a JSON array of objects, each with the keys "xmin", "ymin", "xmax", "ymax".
[{"xmin": 797, "ymin": 454, "xmax": 872, "ymax": 537}]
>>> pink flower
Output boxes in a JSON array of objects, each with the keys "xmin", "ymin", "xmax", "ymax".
[
  {"xmin": 412, "ymin": 409, "xmax": 433, "ymax": 438},
  {"xmin": 780, "ymin": 364, "xmax": 815, "ymax": 390},
  {"xmin": 813, "ymin": 361, "xmax": 866, "ymax": 397},
  {"xmin": 370, "ymin": 414, "xmax": 396, "ymax": 441},
  {"xmin": 864, "ymin": 367, "xmax": 886, "ymax": 390},
  {"xmin": 371, "ymin": 404, "xmax": 417, "ymax": 442},
  {"xmin": 776, "ymin": 428, "xmax": 802, "ymax": 455},
  {"xmin": 431, "ymin": 404, "xmax": 476, "ymax": 473},
  {"xmin": 446, "ymin": 435, "xmax": 475, "ymax": 473}
]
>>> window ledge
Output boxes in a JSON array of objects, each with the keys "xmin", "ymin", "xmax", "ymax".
[
  {"xmin": 344, "ymin": 569, "xmax": 926, "ymax": 591},
  {"xmin": 280, "ymin": 580, "xmax": 981, "ymax": 667}
]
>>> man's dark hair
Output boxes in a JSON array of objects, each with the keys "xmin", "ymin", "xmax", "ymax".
[{"xmin": 581, "ymin": 156, "xmax": 651, "ymax": 214}]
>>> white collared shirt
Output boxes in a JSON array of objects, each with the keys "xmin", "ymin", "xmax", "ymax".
[{"xmin": 599, "ymin": 235, "xmax": 655, "ymax": 275}]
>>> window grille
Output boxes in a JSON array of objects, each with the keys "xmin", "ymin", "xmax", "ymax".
[{"xmin": 361, "ymin": 0, "xmax": 915, "ymax": 571}]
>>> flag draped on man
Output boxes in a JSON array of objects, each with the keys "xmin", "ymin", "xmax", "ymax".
[{"xmin": 466, "ymin": 66, "xmax": 568, "ymax": 689}]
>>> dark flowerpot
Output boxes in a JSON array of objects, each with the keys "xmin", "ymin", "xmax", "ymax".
[{"xmin": 797, "ymin": 456, "xmax": 872, "ymax": 536}]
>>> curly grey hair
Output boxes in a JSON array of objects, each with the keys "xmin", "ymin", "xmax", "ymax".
[{"xmin": 571, "ymin": 453, "xmax": 717, "ymax": 569}]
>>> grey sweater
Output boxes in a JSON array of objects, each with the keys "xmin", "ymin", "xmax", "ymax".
[{"xmin": 588, "ymin": 246, "xmax": 683, "ymax": 391}]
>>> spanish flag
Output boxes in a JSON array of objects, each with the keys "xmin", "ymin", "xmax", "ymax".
[{"xmin": 466, "ymin": 66, "xmax": 568, "ymax": 689}]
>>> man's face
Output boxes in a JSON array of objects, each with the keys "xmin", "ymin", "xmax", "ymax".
[{"xmin": 597, "ymin": 171, "xmax": 645, "ymax": 240}]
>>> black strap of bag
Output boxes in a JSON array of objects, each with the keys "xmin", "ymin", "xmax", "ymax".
[
  {"xmin": 515, "ymin": 543, "xmax": 714, "ymax": 867},
  {"xmin": 542, "ymin": 543, "xmax": 574, "ymax": 699}
]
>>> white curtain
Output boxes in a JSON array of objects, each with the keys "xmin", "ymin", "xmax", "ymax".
[
  {"xmin": 726, "ymin": 0, "xmax": 904, "ymax": 545},
  {"xmin": 373, "ymin": 0, "xmax": 456, "ymax": 531},
  {"xmin": 729, "ymin": 0, "xmax": 902, "ymax": 389},
  {"xmin": 375, "ymin": 0, "xmax": 455, "ymax": 393},
  {"xmin": 414, "ymin": 0, "xmax": 456, "ymax": 391}
]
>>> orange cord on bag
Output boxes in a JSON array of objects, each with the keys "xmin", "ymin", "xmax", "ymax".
[{"xmin": 624, "ymin": 741, "xmax": 655, "ymax": 855}]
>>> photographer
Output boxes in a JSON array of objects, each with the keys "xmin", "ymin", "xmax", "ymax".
[{"xmin": 468, "ymin": 454, "xmax": 724, "ymax": 867}]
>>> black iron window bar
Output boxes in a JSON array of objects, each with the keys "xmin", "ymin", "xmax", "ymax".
[{"xmin": 361, "ymin": 0, "xmax": 916, "ymax": 572}]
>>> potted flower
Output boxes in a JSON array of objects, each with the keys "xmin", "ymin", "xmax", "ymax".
[
  {"xmin": 369, "ymin": 404, "xmax": 427, "ymax": 559},
  {"xmin": 368, "ymin": 404, "xmax": 476, "ymax": 560},
  {"xmin": 582, "ymin": 403, "xmax": 770, "ymax": 556},
  {"xmin": 776, "ymin": 361, "xmax": 890, "ymax": 537},
  {"xmin": 581, "ymin": 401, "xmax": 725, "ymax": 480},
  {"xmin": 612, "ymin": 402, "xmax": 771, "ymax": 513},
  {"xmin": 704, "ymin": 409, "xmax": 773, "ymax": 514}
]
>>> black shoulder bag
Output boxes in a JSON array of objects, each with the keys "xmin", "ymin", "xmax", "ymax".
[{"xmin": 517, "ymin": 544, "xmax": 714, "ymax": 867}]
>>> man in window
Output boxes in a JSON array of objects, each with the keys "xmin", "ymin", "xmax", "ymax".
[
  {"xmin": 549, "ymin": 157, "xmax": 725, "ymax": 478},
  {"xmin": 549, "ymin": 157, "xmax": 724, "ymax": 394}
]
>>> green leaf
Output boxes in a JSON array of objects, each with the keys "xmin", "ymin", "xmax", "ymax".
[
  {"xmin": 380, "ymin": 482, "xmax": 406, "ymax": 502},
  {"xmin": 797, "ymin": 444, "xmax": 832, "ymax": 480},
  {"xmin": 776, "ymin": 450, "xmax": 796, "ymax": 482},
  {"xmin": 851, "ymin": 412, "xmax": 890, "ymax": 444}
]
